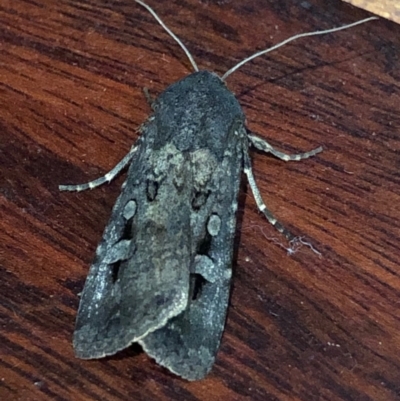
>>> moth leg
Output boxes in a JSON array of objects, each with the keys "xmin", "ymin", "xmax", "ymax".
[
  {"xmin": 243, "ymin": 149, "xmax": 294, "ymax": 240},
  {"xmin": 59, "ymin": 145, "xmax": 138, "ymax": 192},
  {"xmin": 248, "ymin": 132, "xmax": 322, "ymax": 161}
]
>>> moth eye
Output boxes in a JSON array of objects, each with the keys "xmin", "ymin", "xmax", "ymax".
[
  {"xmin": 146, "ymin": 180, "xmax": 159, "ymax": 201},
  {"xmin": 207, "ymin": 214, "xmax": 221, "ymax": 236},
  {"xmin": 192, "ymin": 190, "xmax": 210, "ymax": 210}
]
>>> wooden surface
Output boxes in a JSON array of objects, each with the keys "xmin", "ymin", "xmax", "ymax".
[
  {"xmin": 1, "ymin": 1, "xmax": 400, "ymax": 400},
  {"xmin": 343, "ymin": 0, "xmax": 400, "ymax": 24}
]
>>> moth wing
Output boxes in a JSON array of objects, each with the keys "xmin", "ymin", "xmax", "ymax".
[
  {"xmin": 73, "ymin": 141, "xmax": 192, "ymax": 359},
  {"xmin": 139, "ymin": 131, "xmax": 243, "ymax": 380}
]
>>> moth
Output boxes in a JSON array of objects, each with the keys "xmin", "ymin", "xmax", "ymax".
[{"xmin": 59, "ymin": 0, "xmax": 376, "ymax": 381}]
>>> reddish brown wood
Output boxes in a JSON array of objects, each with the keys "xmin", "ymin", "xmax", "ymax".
[{"xmin": 1, "ymin": 1, "xmax": 400, "ymax": 400}]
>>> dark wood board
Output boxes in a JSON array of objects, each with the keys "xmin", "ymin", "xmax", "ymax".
[
  {"xmin": 1, "ymin": 0, "xmax": 399, "ymax": 400},
  {"xmin": 343, "ymin": 0, "xmax": 400, "ymax": 24}
]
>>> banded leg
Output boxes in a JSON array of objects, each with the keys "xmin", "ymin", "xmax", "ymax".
[
  {"xmin": 248, "ymin": 132, "xmax": 322, "ymax": 161},
  {"xmin": 243, "ymin": 147, "xmax": 294, "ymax": 240},
  {"xmin": 59, "ymin": 145, "xmax": 138, "ymax": 192}
]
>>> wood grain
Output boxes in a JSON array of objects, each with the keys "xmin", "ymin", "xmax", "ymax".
[
  {"xmin": 1, "ymin": 0, "xmax": 400, "ymax": 400},
  {"xmin": 343, "ymin": 0, "xmax": 400, "ymax": 24}
]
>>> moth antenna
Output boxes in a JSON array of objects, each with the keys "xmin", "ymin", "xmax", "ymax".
[
  {"xmin": 135, "ymin": 0, "xmax": 199, "ymax": 72},
  {"xmin": 222, "ymin": 16, "xmax": 378, "ymax": 81}
]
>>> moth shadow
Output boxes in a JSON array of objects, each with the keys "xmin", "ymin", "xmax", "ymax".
[{"xmin": 103, "ymin": 343, "xmax": 144, "ymax": 361}]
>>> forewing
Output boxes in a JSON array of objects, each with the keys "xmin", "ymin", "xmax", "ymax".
[
  {"xmin": 139, "ymin": 125, "xmax": 245, "ymax": 380},
  {"xmin": 73, "ymin": 137, "xmax": 192, "ymax": 359}
]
